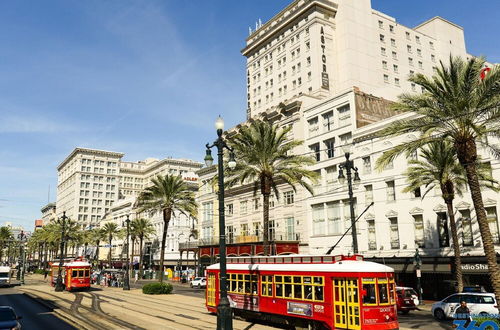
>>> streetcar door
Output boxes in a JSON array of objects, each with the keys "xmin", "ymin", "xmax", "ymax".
[{"xmin": 333, "ymin": 278, "xmax": 360, "ymax": 330}]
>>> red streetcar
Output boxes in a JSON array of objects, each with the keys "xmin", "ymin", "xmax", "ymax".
[
  {"xmin": 206, "ymin": 255, "xmax": 398, "ymax": 330},
  {"xmin": 50, "ymin": 257, "xmax": 91, "ymax": 291}
]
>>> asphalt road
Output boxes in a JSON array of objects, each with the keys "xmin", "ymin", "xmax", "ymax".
[{"xmin": 0, "ymin": 286, "xmax": 76, "ymax": 330}]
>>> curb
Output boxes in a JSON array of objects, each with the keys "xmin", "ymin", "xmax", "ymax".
[{"xmin": 21, "ymin": 290, "xmax": 92, "ymax": 330}]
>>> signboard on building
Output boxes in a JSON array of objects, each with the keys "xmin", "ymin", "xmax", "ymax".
[
  {"xmin": 461, "ymin": 264, "xmax": 489, "ymax": 273},
  {"xmin": 354, "ymin": 89, "xmax": 399, "ymax": 128}
]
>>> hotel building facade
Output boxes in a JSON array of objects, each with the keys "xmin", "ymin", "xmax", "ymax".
[{"xmin": 193, "ymin": 0, "xmax": 499, "ymax": 298}]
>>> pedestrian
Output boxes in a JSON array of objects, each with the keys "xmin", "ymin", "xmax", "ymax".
[
  {"xmin": 453, "ymin": 300, "xmax": 471, "ymax": 328},
  {"xmin": 134, "ymin": 272, "xmax": 138, "ymax": 284}
]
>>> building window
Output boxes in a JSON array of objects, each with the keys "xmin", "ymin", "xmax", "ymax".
[
  {"xmin": 310, "ymin": 143, "xmax": 320, "ymax": 161},
  {"xmin": 203, "ymin": 202, "xmax": 213, "ymax": 222},
  {"xmin": 437, "ymin": 212, "xmax": 450, "ymax": 247},
  {"xmin": 486, "ymin": 207, "xmax": 500, "ymax": 244},
  {"xmin": 337, "ymin": 104, "xmax": 351, "ymax": 127},
  {"xmin": 413, "ymin": 214, "xmax": 425, "ymax": 248},
  {"xmin": 322, "ymin": 111, "xmax": 333, "ymax": 131},
  {"xmin": 284, "ymin": 191, "xmax": 294, "ymax": 205},
  {"xmin": 363, "ymin": 185, "xmax": 373, "ymax": 206},
  {"xmin": 368, "ymin": 220, "xmax": 377, "ymax": 250},
  {"xmin": 286, "ymin": 217, "xmax": 295, "ymax": 240},
  {"xmin": 460, "ymin": 209, "xmax": 473, "ymax": 246},
  {"xmin": 313, "ymin": 204, "xmax": 325, "ymax": 236},
  {"xmin": 386, "ymin": 181, "xmax": 395, "ymax": 201},
  {"xmin": 362, "ymin": 156, "xmax": 371, "ymax": 174},
  {"xmin": 241, "ymin": 223, "xmax": 249, "ymax": 236},
  {"xmin": 326, "ymin": 202, "xmax": 341, "ymax": 235},
  {"xmin": 389, "ymin": 217, "xmax": 400, "ymax": 249},
  {"xmin": 227, "ymin": 226, "xmax": 234, "ymax": 243},
  {"xmin": 325, "ymin": 166, "xmax": 337, "ymax": 184},
  {"xmin": 240, "ymin": 200, "xmax": 248, "ymax": 214},
  {"xmin": 325, "ymin": 139, "xmax": 335, "ymax": 159},
  {"xmin": 253, "ymin": 198, "xmax": 259, "ymax": 211}
]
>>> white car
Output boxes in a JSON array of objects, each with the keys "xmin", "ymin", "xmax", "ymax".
[
  {"xmin": 432, "ymin": 293, "xmax": 497, "ymax": 320},
  {"xmin": 190, "ymin": 277, "xmax": 206, "ymax": 288}
]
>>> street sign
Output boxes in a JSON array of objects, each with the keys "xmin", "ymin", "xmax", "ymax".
[{"xmin": 416, "ymin": 269, "xmax": 421, "ymax": 278}]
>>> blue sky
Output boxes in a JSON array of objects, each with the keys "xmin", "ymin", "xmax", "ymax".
[{"xmin": 0, "ymin": 0, "xmax": 498, "ymax": 230}]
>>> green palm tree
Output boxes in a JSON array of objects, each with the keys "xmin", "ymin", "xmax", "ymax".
[
  {"xmin": 0, "ymin": 227, "xmax": 13, "ymax": 263},
  {"xmin": 376, "ymin": 56, "xmax": 500, "ymax": 307},
  {"xmin": 131, "ymin": 218, "xmax": 155, "ymax": 278},
  {"xmin": 102, "ymin": 223, "xmax": 120, "ymax": 268},
  {"xmin": 384, "ymin": 140, "xmax": 497, "ymax": 293},
  {"xmin": 137, "ymin": 175, "xmax": 197, "ymax": 283},
  {"xmin": 227, "ymin": 119, "xmax": 319, "ymax": 255}
]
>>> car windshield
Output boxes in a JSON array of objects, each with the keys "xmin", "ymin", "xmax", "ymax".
[
  {"xmin": 0, "ymin": 310, "xmax": 16, "ymax": 321},
  {"xmin": 404, "ymin": 289, "xmax": 417, "ymax": 298}
]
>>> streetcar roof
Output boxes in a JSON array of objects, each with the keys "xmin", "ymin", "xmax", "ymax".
[{"xmin": 207, "ymin": 260, "xmax": 394, "ymax": 273}]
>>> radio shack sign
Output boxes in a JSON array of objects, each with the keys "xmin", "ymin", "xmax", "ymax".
[{"xmin": 461, "ymin": 264, "xmax": 489, "ymax": 273}]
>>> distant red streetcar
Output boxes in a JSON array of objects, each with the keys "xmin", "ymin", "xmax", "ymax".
[
  {"xmin": 206, "ymin": 255, "xmax": 398, "ymax": 330},
  {"xmin": 50, "ymin": 257, "xmax": 91, "ymax": 291}
]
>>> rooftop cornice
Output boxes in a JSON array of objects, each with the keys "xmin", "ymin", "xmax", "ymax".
[
  {"xmin": 242, "ymin": 0, "xmax": 337, "ymax": 56},
  {"xmin": 58, "ymin": 148, "xmax": 124, "ymax": 171}
]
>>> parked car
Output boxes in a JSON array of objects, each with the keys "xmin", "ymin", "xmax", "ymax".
[
  {"xmin": 0, "ymin": 306, "xmax": 22, "ymax": 330},
  {"xmin": 396, "ymin": 287, "xmax": 418, "ymax": 314},
  {"xmin": 432, "ymin": 293, "xmax": 498, "ymax": 320},
  {"xmin": 190, "ymin": 277, "xmax": 206, "ymax": 288}
]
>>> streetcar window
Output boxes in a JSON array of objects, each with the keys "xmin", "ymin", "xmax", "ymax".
[
  {"xmin": 276, "ymin": 283, "xmax": 283, "ymax": 297},
  {"xmin": 294, "ymin": 284, "xmax": 302, "ymax": 299},
  {"xmin": 362, "ymin": 283, "xmax": 377, "ymax": 304},
  {"xmin": 72, "ymin": 270, "xmax": 78, "ymax": 277},
  {"xmin": 261, "ymin": 275, "xmax": 273, "ymax": 297},
  {"xmin": 285, "ymin": 284, "xmax": 293, "ymax": 298},
  {"xmin": 378, "ymin": 282, "xmax": 389, "ymax": 304},
  {"xmin": 315, "ymin": 286, "xmax": 324, "ymax": 301}
]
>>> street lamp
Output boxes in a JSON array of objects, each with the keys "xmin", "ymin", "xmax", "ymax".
[
  {"xmin": 414, "ymin": 248, "xmax": 422, "ymax": 305},
  {"xmin": 123, "ymin": 215, "xmax": 131, "ymax": 291},
  {"xmin": 337, "ymin": 144, "xmax": 361, "ymax": 254},
  {"xmin": 55, "ymin": 211, "xmax": 68, "ymax": 292},
  {"xmin": 205, "ymin": 116, "xmax": 236, "ymax": 330},
  {"xmin": 17, "ymin": 231, "xmax": 27, "ymax": 285}
]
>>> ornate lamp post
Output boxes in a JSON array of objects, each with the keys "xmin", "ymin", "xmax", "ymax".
[
  {"xmin": 337, "ymin": 144, "xmax": 361, "ymax": 254},
  {"xmin": 17, "ymin": 231, "xmax": 27, "ymax": 284},
  {"xmin": 414, "ymin": 248, "xmax": 422, "ymax": 304},
  {"xmin": 123, "ymin": 215, "xmax": 131, "ymax": 291},
  {"xmin": 204, "ymin": 116, "xmax": 236, "ymax": 330},
  {"xmin": 55, "ymin": 211, "xmax": 68, "ymax": 291}
]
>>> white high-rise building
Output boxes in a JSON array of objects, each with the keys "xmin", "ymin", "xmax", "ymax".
[{"xmin": 57, "ymin": 148, "xmax": 123, "ymax": 226}]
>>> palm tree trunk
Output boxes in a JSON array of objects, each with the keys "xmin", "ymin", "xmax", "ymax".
[
  {"xmin": 159, "ymin": 209, "xmax": 171, "ymax": 283},
  {"xmin": 108, "ymin": 235, "xmax": 112, "ymax": 268},
  {"xmin": 445, "ymin": 200, "xmax": 464, "ymax": 293},
  {"xmin": 261, "ymin": 176, "xmax": 272, "ymax": 256},
  {"xmin": 139, "ymin": 236, "xmax": 144, "ymax": 279},
  {"xmin": 463, "ymin": 162, "xmax": 500, "ymax": 312}
]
